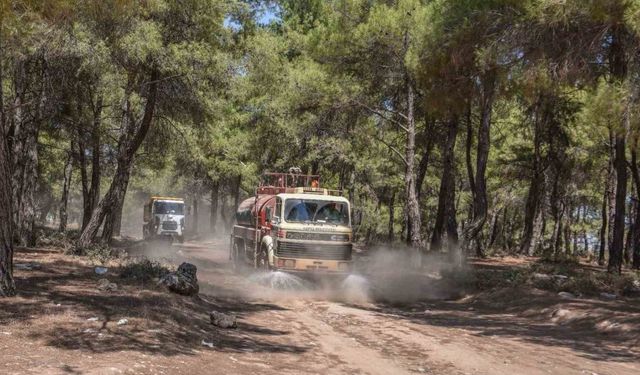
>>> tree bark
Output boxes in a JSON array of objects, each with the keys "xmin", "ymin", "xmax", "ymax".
[
  {"xmin": 629, "ymin": 147, "xmax": 640, "ymax": 269},
  {"xmin": 11, "ymin": 60, "xmax": 39, "ymax": 247},
  {"xmin": 388, "ymin": 191, "xmax": 395, "ymax": 242},
  {"xmin": 102, "ymin": 171, "xmax": 129, "ymax": 241},
  {"xmin": 607, "ymin": 23, "xmax": 628, "ymax": 274},
  {"xmin": 609, "ymin": 129, "xmax": 627, "ymax": 273},
  {"xmin": 192, "ymin": 194, "xmax": 199, "ymax": 235},
  {"xmin": 77, "ymin": 113, "xmax": 102, "ymax": 232},
  {"xmin": 520, "ymin": 103, "xmax": 544, "ymax": 256},
  {"xmin": 87, "ymin": 95, "xmax": 102, "ymax": 230},
  {"xmin": 431, "ymin": 116, "xmax": 459, "ymax": 254},
  {"xmin": 0, "ymin": 70, "xmax": 15, "ymax": 296},
  {"xmin": 77, "ymin": 71, "xmax": 159, "ymax": 249},
  {"xmin": 486, "ymin": 207, "xmax": 501, "ymax": 251},
  {"xmin": 463, "ymin": 73, "xmax": 495, "ymax": 257},
  {"xmin": 599, "ymin": 182, "xmax": 609, "ymax": 265},
  {"xmin": 465, "ymin": 106, "xmax": 475, "ymax": 214},
  {"xmin": 233, "ymin": 175, "xmax": 242, "ymax": 211},
  {"xmin": 625, "ymin": 204, "xmax": 633, "ymax": 264},
  {"xmin": 58, "ymin": 148, "xmax": 73, "ymax": 232},
  {"xmin": 404, "ymin": 82, "xmax": 422, "ymax": 249},
  {"xmin": 209, "ymin": 179, "xmax": 219, "ymax": 234},
  {"xmin": 416, "ymin": 120, "xmax": 435, "ymax": 201}
]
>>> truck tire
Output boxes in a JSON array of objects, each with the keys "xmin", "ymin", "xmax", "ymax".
[{"xmin": 232, "ymin": 240, "xmax": 245, "ymax": 270}]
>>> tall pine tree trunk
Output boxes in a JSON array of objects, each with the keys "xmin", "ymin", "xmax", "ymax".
[
  {"xmin": 11, "ymin": 60, "xmax": 39, "ymax": 247},
  {"xmin": 209, "ymin": 179, "xmax": 219, "ymax": 234},
  {"xmin": 598, "ymin": 183, "xmax": 609, "ymax": 265},
  {"xmin": 608, "ymin": 24, "xmax": 628, "ymax": 274},
  {"xmin": 404, "ymin": 82, "xmax": 422, "ymax": 249},
  {"xmin": 416, "ymin": 120, "xmax": 435, "ymax": 201},
  {"xmin": 78, "ymin": 112, "xmax": 102, "ymax": 232},
  {"xmin": 102, "ymin": 171, "xmax": 129, "ymax": 242},
  {"xmin": 629, "ymin": 147, "xmax": 640, "ymax": 269},
  {"xmin": 610, "ymin": 129, "xmax": 627, "ymax": 273},
  {"xmin": 463, "ymin": 73, "xmax": 495, "ymax": 257},
  {"xmin": 521, "ymin": 103, "xmax": 544, "ymax": 256},
  {"xmin": 431, "ymin": 116, "xmax": 459, "ymax": 253},
  {"xmin": 0, "ymin": 54, "xmax": 15, "ymax": 295},
  {"xmin": 58, "ymin": 148, "xmax": 73, "ymax": 232},
  {"xmin": 388, "ymin": 191, "xmax": 395, "ymax": 243},
  {"xmin": 192, "ymin": 194, "xmax": 199, "ymax": 235}
]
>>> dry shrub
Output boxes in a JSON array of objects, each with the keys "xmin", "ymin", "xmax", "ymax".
[{"xmin": 119, "ymin": 258, "xmax": 173, "ymax": 283}]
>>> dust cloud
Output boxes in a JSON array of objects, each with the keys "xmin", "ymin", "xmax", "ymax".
[{"xmin": 239, "ymin": 246, "xmax": 468, "ymax": 305}]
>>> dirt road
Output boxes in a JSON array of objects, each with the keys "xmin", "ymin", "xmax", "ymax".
[
  {"xmin": 141, "ymin": 239, "xmax": 640, "ymax": 375},
  {"xmin": 2, "ymin": 239, "xmax": 639, "ymax": 375}
]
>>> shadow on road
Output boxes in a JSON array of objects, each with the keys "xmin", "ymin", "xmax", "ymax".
[{"xmin": 1, "ymin": 248, "xmax": 308, "ymax": 357}]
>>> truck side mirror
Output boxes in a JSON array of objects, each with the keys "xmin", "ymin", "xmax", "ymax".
[{"xmin": 352, "ymin": 209, "xmax": 363, "ymax": 227}]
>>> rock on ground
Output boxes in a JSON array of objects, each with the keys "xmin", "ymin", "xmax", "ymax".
[
  {"xmin": 558, "ymin": 291, "xmax": 576, "ymax": 299},
  {"xmin": 600, "ymin": 292, "xmax": 617, "ymax": 300},
  {"xmin": 210, "ymin": 311, "xmax": 237, "ymax": 328},
  {"xmin": 158, "ymin": 262, "xmax": 199, "ymax": 296},
  {"xmin": 97, "ymin": 278, "xmax": 118, "ymax": 292}
]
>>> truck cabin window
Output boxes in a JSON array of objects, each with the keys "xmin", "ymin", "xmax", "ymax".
[
  {"xmin": 154, "ymin": 201, "xmax": 184, "ymax": 215},
  {"xmin": 284, "ymin": 199, "xmax": 349, "ymax": 225}
]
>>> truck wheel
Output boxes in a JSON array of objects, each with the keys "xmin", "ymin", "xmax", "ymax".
[
  {"xmin": 177, "ymin": 235, "xmax": 184, "ymax": 244},
  {"xmin": 232, "ymin": 240, "xmax": 245, "ymax": 270}
]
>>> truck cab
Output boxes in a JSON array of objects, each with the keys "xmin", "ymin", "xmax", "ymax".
[
  {"xmin": 269, "ymin": 191, "xmax": 353, "ymax": 273},
  {"xmin": 143, "ymin": 196, "xmax": 186, "ymax": 243}
]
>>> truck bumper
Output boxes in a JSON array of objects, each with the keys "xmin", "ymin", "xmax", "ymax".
[{"xmin": 272, "ymin": 256, "xmax": 352, "ymax": 275}]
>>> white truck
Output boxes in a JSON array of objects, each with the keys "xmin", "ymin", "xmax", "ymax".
[{"xmin": 143, "ymin": 196, "xmax": 186, "ymax": 243}]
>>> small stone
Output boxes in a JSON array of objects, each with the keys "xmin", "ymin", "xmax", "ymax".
[
  {"xmin": 14, "ymin": 263, "xmax": 40, "ymax": 271},
  {"xmin": 210, "ymin": 311, "xmax": 237, "ymax": 328},
  {"xmin": 201, "ymin": 339, "xmax": 215, "ymax": 348},
  {"xmin": 552, "ymin": 275, "xmax": 569, "ymax": 283},
  {"xmin": 117, "ymin": 319, "xmax": 128, "ymax": 326},
  {"xmin": 97, "ymin": 278, "xmax": 118, "ymax": 292},
  {"xmin": 94, "ymin": 266, "xmax": 108, "ymax": 275},
  {"xmin": 532, "ymin": 273, "xmax": 552, "ymax": 281},
  {"xmin": 558, "ymin": 291, "xmax": 576, "ymax": 299},
  {"xmin": 600, "ymin": 292, "xmax": 617, "ymax": 300}
]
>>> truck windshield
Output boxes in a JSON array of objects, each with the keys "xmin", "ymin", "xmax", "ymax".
[
  {"xmin": 284, "ymin": 199, "xmax": 349, "ymax": 225},
  {"xmin": 154, "ymin": 201, "xmax": 184, "ymax": 215}
]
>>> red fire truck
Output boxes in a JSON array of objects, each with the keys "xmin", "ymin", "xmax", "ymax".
[{"xmin": 231, "ymin": 172, "xmax": 359, "ymax": 274}]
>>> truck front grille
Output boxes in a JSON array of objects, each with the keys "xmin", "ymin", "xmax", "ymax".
[
  {"xmin": 162, "ymin": 221, "xmax": 178, "ymax": 230},
  {"xmin": 285, "ymin": 232, "xmax": 349, "ymax": 241},
  {"xmin": 276, "ymin": 241, "xmax": 352, "ymax": 260}
]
